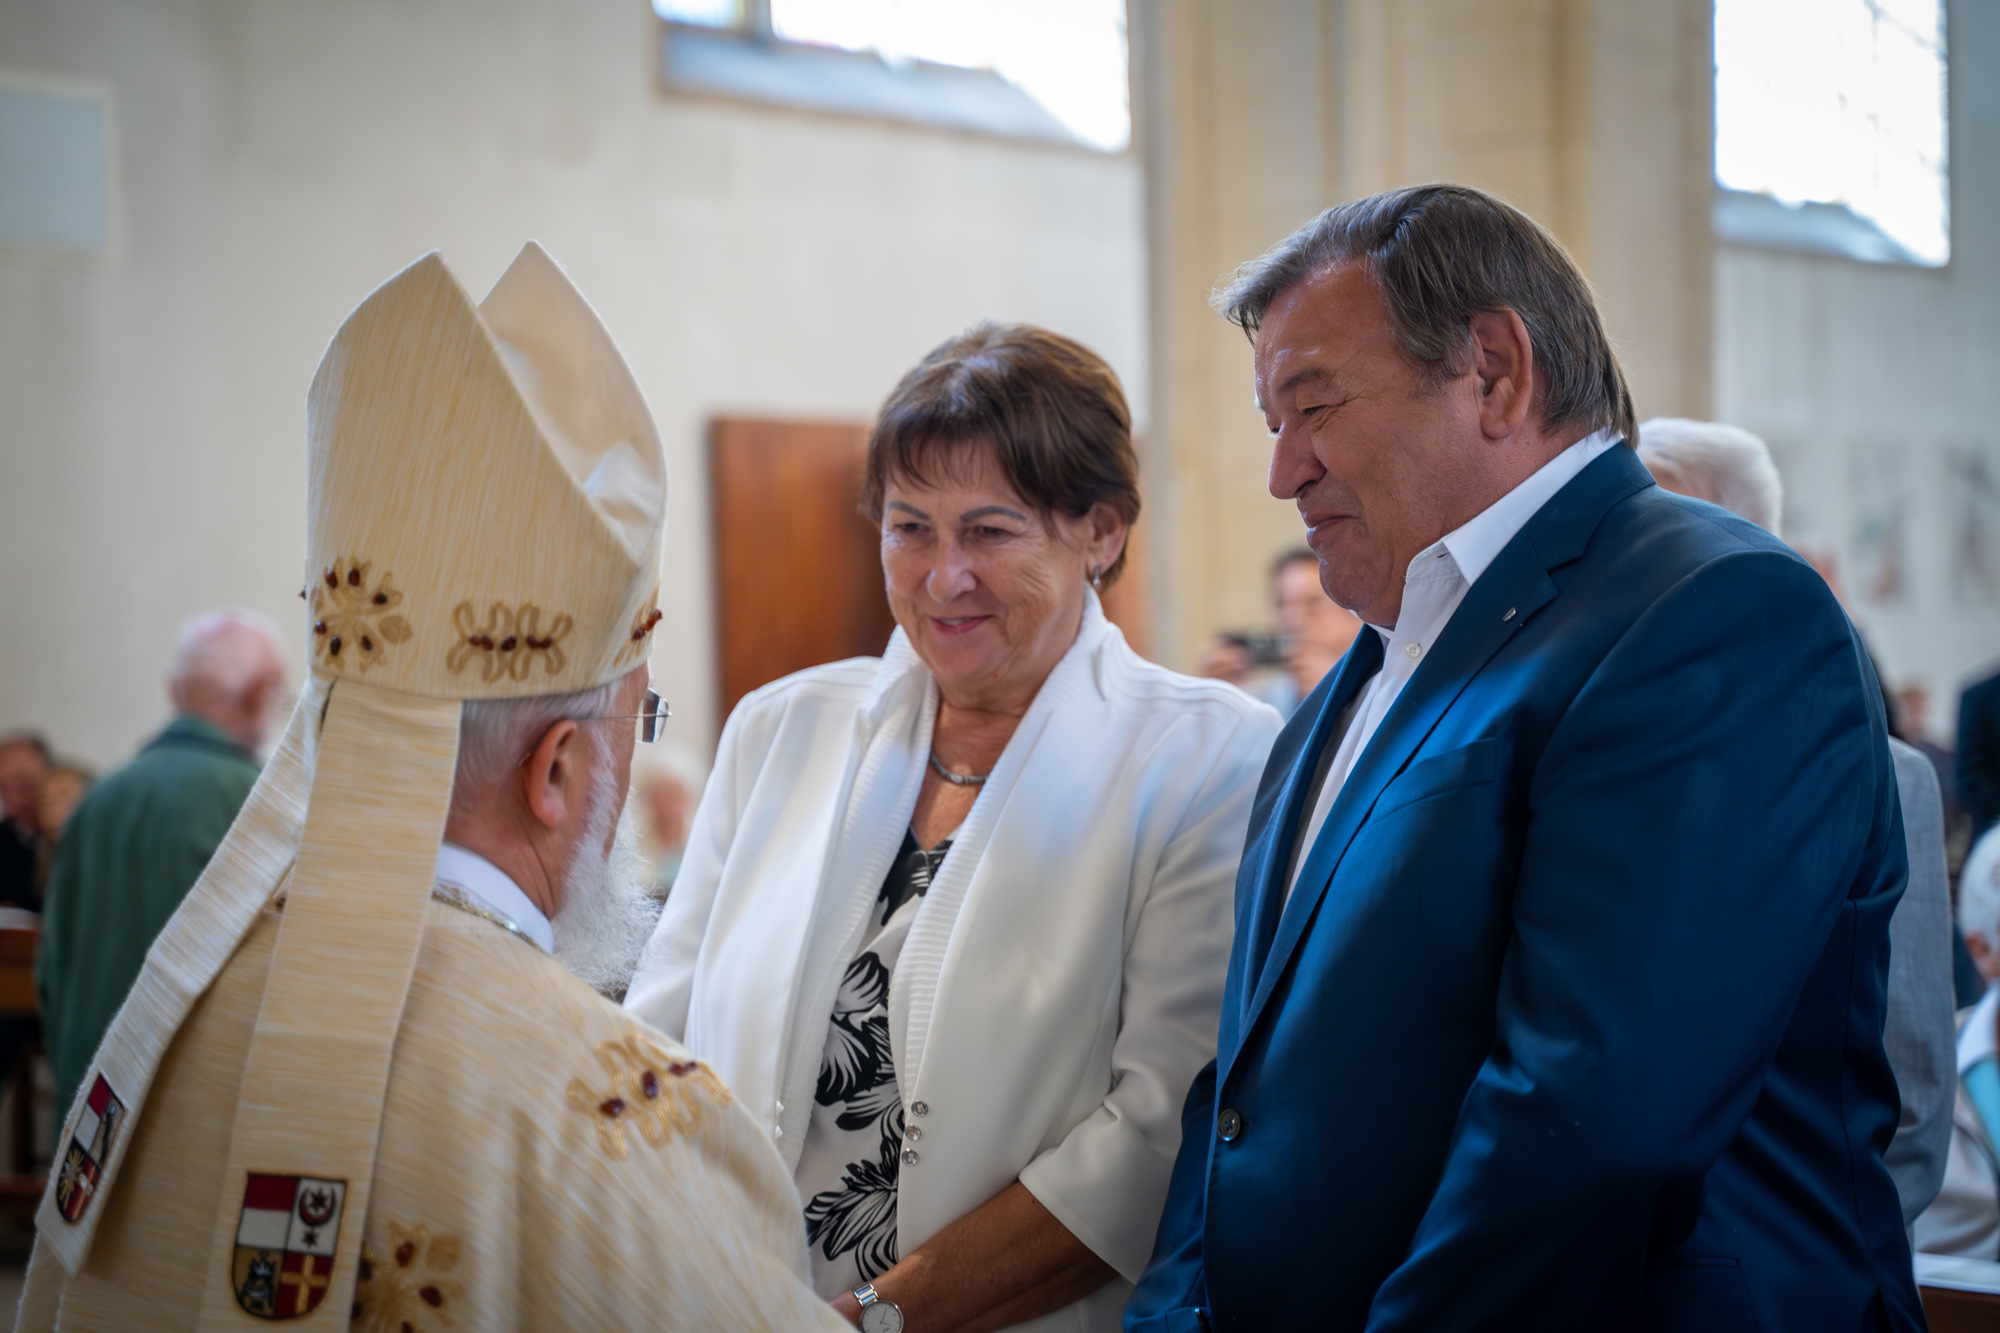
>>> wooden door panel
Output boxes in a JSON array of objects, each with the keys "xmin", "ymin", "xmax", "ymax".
[{"xmin": 711, "ymin": 418, "xmax": 895, "ymax": 723}]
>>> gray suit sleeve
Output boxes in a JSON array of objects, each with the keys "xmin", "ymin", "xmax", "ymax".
[{"xmin": 1885, "ymin": 738, "xmax": 1958, "ymax": 1223}]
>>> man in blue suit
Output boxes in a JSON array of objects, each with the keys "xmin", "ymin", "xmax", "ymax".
[{"xmin": 1128, "ymin": 185, "xmax": 1920, "ymax": 1330}]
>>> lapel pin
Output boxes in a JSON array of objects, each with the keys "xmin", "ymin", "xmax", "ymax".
[{"xmin": 1502, "ymin": 608, "xmax": 1517, "ymax": 622}]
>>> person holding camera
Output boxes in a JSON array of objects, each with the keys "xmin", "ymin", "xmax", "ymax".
[{"xmin": 1197, "ymin": 548, "xmax": 1362, "ymax": 716}]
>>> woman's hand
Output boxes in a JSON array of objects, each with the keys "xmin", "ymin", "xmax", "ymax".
[{"xmin": 826, "ymin": 1180, "xmax": 1115, "ymax": 1333}]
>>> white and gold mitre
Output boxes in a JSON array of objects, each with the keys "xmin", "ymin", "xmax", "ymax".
[
  {"xmin": 32, "ymin": 244, "xmax": 667, "ymax": 1328},
  {"xmin": 304, "ymin": 242, "xmax": 664, "ymax": 696}
]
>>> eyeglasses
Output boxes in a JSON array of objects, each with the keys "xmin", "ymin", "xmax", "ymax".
[{"xmin": 574, "ymin": 688, "xmax": 670, "ymax": 743}]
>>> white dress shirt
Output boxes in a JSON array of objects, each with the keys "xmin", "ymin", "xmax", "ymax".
[
  {"xmin": 1285, "ymin": 430, "xmax": 1619, "ymax": 901},
  {"xmin": 433, "ymin": 841, "xmax": 554, "ymax": 953}
]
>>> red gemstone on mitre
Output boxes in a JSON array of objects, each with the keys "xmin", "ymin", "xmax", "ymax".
[
  {"xmin": 394, "ymin": 1241, "xmax": 416, "ymax": 1267},
  {"xmin": 347, "ymin": 568, "xmax": 361, "ymax": 586},
  {"xmin": 600, "ymin": 1097, "xmax": 624, "ymax": 1117},
  {"xmin": 361, "ymin": 636, "xmax": 373, "ymax": 651},
  {"xmin": 372, "ymin": 592, "xmax": 387, "ymax": 605},
  {"xmin": 314, "ymin": 621, "xmax": 327, "ymax": 635},
  {"xmin": 324, "ymin": 569, "xmax": 338, "ymax": 587},
  {"xmin": 329, "ymin": 637, "xmax": 342, "ymax": 656},
  {"xmin": 668, "ymin": 1061, "xmax": 696, "ymax": 1076},
  {"xmin": 641, "ymin": 1070, "xmax": 660, "ymax": 1098},
  {"xmin": 500, "ymin": 636, "xmax": 517, "ymax": 652},
  {"xmin": 419, "ymin": 1286, "xmax": 443, "ymax": 1308}
]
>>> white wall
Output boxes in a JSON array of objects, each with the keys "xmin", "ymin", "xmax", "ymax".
[
  {"xmin": 0, "ymin": 0, "xmax": 1146, "ymax": 766},
  {"xmin": 1713, "ymin": 0, "xmax": 2000, "ymax": 741}
]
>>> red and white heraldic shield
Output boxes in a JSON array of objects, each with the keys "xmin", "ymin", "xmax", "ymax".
[
  {"xmin": 230, "ymin": 1173, "xmax": 347, "ymax": 1320},
  {"xmin": 54, "ymin": 1074, "xmax": 125, "ymax": 1225}
]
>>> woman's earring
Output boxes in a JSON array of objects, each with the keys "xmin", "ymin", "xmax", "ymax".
[{"xmin": 1089, "ymin": 563, "xmax": 1103, "ymax": 590}]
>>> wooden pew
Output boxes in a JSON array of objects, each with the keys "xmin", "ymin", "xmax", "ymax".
[
  {"xmin": 0, "ymin": 927, "xmax": 41, "ymax": 1220},
  {"xmin": 1916, "ymin": 1253, "xmax": 2000, "ymax": 1332}
]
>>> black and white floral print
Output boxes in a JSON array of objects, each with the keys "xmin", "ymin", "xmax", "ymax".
[
  {"xmin": 816, "ymin": 952, "xmax": 893, "ymax": 1109},
  {"xmin": 796, "ymin": 831, "xmax": 952, "ymax": 1296}
]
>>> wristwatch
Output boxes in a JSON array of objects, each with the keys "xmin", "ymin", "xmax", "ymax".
[{"xmin": 853, "ymin": 1282, "xmax": 905, "ymax": 1333}]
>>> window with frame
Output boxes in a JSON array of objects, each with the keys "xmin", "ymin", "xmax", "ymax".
[
  {"xmin": 1713, "ymin": 0, "xmax": 1949, "ymax": 267},
  {"xmin": 653, "ymin": 0, "xmax": 1130, "ymax": 153}
]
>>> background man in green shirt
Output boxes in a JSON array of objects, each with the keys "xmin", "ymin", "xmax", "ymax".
[{"xmin": 38, "ymin": 610, "xmax": 287, "ymax": 1112}]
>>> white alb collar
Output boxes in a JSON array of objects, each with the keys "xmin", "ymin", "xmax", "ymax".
[{"xmin": 433, "ymin": 842, "xmax": 555, "ymax": 954}]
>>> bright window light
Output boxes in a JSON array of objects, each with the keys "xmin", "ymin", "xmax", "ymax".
[
  {"xmin": 769, "ymin": 0, "xmax": 1130, "ymax": 152},
  {"xmin": 654, "ymin": 0, "xmax": 741, "ymax": 27},
  {"xmin": 1715, "ymin": 0, "xmax": 1949, "ymax": 265}
]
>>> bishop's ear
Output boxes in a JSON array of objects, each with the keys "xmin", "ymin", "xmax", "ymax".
[{"xmin": 519, "ymin": 719, "xmax": 583, "ymax": 833}]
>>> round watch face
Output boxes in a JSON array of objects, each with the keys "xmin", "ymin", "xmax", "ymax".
[{"xmin": 859, "ymin": 1298, "xmax": 905, "ymax": 1333}]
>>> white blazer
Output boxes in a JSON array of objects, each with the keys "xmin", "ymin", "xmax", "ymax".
[{"xmin": 626, "ymin": 595, "xmax": 1279, "ymax": 1330}]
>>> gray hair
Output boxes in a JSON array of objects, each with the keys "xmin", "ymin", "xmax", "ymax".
[
  {"xmin": 452, "ymin": 677, "xmax": 622, "ymax": 804},
  {"xmin": 1961, "ymin": 826, "xmax": 2000, "ymax": 950},
  {"xmin": 171, "ymin": 610, "xmax": 285, "ymax": 697},
  {"xmin": 1636, "ymin": 417, "xmax": 1784, "ymax": 536},
  {"xmin": 1215, "ymin": 184, "xmax": 1636, "ymax": 446}
]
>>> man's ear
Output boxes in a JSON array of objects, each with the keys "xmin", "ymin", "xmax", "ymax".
[
  {"xmin": 1467, "ymin": 307, "xmax": 1537, "ymax": 442},
  {"xmin": 519, "ymin": 720, "xmax": 583, "ymax": 832},
  {"xmin": 242, "ymin": 673, "xmax": 278, "ymax": 724},
  {"xmin": 1968, "ymin": 930, "xmax": 1996, "ymax": 977}
]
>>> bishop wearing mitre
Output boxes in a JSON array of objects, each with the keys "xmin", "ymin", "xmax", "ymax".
[{"xmin": 14, "ymin": 244, "xmax": 849, "ymax": 1331}]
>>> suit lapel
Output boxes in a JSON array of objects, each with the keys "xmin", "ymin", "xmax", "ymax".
[
  {"xmin": 1223, "ymin": 445, "xmax": 1655, "ymax": 1082},
  {"xmin": 1237, "ymin": 630, "xmax": 1385, "ymax": 988}
]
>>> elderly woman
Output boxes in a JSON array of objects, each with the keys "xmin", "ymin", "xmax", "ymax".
[{"xmin": 626, "ymin": 324, "xmax": 1279, "ymax": 1331}]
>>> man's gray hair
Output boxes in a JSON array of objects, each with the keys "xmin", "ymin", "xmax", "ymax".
[
  {"xmin": 1636, "ymin": 417, "xmax": 1785, "ymax": 536},
  {"xmin": 1961, "ymin": 826, "xmax": 2000, "ymax": 950},
  {"xmin": 452, "ymin": 678, "xmax": 622, "ymax": 801},
  {"xmin": 1215, "ymin": 184, "xmax": 1636, "ymax": 447},
  {"xmin": 172, "ymin": 610, "xmax": 285, "ymax": 696}
]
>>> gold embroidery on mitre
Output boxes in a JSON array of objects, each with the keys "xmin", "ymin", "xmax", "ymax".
[
  {"xmin": 309, "ymin": 560, "xmax": 413, "ymax": 673},
  {"xmin": 615, "ymin": 601, "xmax": 664, "ymax": 666},
  {"xmin": 352, "ymin": 1223, "xmax": 464, "ymax": 1333},
  {"xmin": 566, "ymin": 1034, "xmax": 730, "ymax": 1161},
  {"xmin": 446, "ymin": 601, "xmax": 573, "ymax": 682}
]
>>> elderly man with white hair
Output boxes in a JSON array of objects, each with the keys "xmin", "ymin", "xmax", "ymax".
[
  {"xmin": 1915, "ymin": 828, "xmax": 2000, "ymax": 1257},
  {"xmin": 17, "ymin": 246, "xmax": 845, "ymax": 1330},
  {"xmin": 37, "ymin": 609, "xmax": 287, "ymax": 1114},
  {"xmin": 1636, "ymin": 416, "xmax": 1785, "ymax": 534}
]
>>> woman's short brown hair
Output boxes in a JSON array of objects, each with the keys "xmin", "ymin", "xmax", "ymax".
[{"xmin": 859, "ymin": 322, "xmax": 1141, "ymax": 585}]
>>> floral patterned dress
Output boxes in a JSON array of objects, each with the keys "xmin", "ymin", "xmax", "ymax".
[{"xmin": 794, "ymin": 828, "xmax": 953, "ymax": 1298}]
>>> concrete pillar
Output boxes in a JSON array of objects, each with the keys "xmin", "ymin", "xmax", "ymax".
[{"xmin": 1133, "ymin": 0, "xmax": 1713, "ymax": 667}]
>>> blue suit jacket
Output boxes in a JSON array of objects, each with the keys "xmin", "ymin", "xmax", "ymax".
[{"xmin": 1127, "ymin": 447, "xmax": 1920, "ymax": 1331}]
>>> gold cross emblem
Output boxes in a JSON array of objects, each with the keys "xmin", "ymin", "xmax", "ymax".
[{"xmin": 281, "ymin": 1253, "xmax": 328, "ymax": 1307}]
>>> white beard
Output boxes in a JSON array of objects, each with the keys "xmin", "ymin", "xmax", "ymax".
[{"xmin": 551, "ymin": 768, "xmax": 660, "ymax": 1000}]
